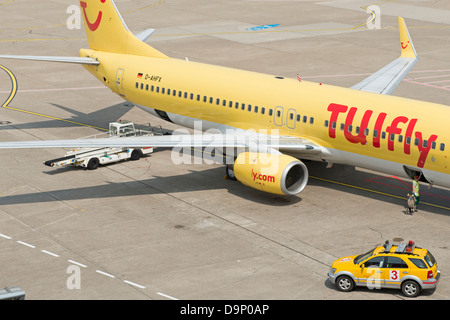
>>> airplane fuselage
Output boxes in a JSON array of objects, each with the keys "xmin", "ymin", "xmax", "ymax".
[{"xmin": 80, "ymin": 49, "xmax": 450, "ymax": 188}]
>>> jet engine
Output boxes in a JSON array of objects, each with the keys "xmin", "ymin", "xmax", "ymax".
[{"xmin": 233, "ymin": 152, "xmax": 309, "ymax": 195}]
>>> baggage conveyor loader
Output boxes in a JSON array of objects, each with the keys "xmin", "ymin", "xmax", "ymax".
[{"xmin": 44, "ymin": 121, "xmax": 155, "ymax": 170}]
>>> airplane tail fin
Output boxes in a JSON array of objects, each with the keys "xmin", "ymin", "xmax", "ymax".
[{"xmin": 79, "ymin": 0, "xmax": 168, "ymax": 58}]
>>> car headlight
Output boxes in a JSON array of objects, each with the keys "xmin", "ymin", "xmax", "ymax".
[{"xmin": 330, "ymin": 268, "xmax": 337, "ymax": 274}]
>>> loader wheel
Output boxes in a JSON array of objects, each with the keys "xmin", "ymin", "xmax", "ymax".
[
  {"xmin": 130, "ymin": 149, "xmax": 143, "ymax": 161},
  {"xmin": 87, "ymin": 157, "xmax": 100, "ymax": 170}
]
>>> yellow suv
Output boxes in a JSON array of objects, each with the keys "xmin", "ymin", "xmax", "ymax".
[{"xmin": 328, "ymin": 240, "xmax": 440, "ymax": 297}]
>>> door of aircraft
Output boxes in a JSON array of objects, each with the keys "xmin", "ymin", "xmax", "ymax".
[
  {"xmin": 274, "ymin": 106, "xmax": 284, "ymax": 127},
  {"xmin": 286, "ymin": 108, "xmax": 296, "ymax": 129},
  {"xmin": 116, "ymin": 68, "xmax": 126, "ymax": 97}
]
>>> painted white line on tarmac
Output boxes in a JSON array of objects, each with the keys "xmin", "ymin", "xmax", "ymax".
[
  {"xmin": 41, "ymin": 250, "xmax": 60, "ymax": 257},
  {"xmin": 67, "ymin": 260, "xmax": 88, "ymax": 268},
  {"xmin": 96, "ymin": 270, "xmax": 115, "ymax": 278},
  {"xmin": 17, "ymin": 241, "xmax": 35, "ymax": 248},
  {"xmin": 157, "ymin": 292, "xmax": 179, "ymax": 300},
  {"xmin": 123, "ymin": 280, "xmax": 146, "ymax": 289}
]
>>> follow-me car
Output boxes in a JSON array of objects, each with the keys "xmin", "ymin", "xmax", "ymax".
[{"xmin": 328, "ymin": 240, "xmax": 440, "ymax": 297}]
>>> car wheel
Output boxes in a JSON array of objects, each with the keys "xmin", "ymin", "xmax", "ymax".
[
  {"xmin": 336, "ymin": 275, "xmax": 355, "ymax": 292},
  {"xmin": 87, "ymin": 157, "xmax": 100, "ymax": 170},
  {"xmin": 401, "ymin": 280, "xmax": 421, "ymax": 297}
]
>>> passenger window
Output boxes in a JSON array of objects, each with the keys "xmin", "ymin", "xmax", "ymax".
[
  {"xmin": 277, "ymin": 110, "xmax": 281, "ymax": 117},
  {"xmin": 364, "ymin": 256, "xmax": 384, "ymax": 268},
  {"xmin": 248, "ymin": 104, "xmax": 252, "ymax": 112},
  {"xmin": 222, "ymin": 99, "xmax": 226, "ymax": 106},
  {"xmin": 310, "ymin": 117, "xmax": 314, "ymax": 125},
  {"xmin": 373, "ymin": 130, "xmax": 378, "ymax": 138},
  {"xmin": 289, "ymin": 113, "xmax": 294, "ymax": 120},
  {"xmin": 203, "ymin": 96, "xmax": 207, "ymax": 103},
  {"xmin": 140, "ymin": 83, "xmax": 144, "ymax": 90},
  {"xmin": 241, "ymin": 103, "xmax": 245, "ymax": 110},
  {"xmin": 167, "ymin": 88, "xmax": 171, "ymax": 95},
  {"xmin": 440, "ymin": 143, "xmax": 445, "ymax": 151},
  {"xmin": 216, "ymin": 98, "xmax": 220, "ymax": 105},
  {"xmin": 340, "ymin": 123, "xmax": 345, "ymax": 131},
  {"xmin": 261, "ymin": 107, "xmax": 265, "ymax": 115},
  {"xmin": 324, "ymin": 120, "xmax": 329, "ymax": 127},
  {"xmin": 409, "ymin": 258, "xmax": 427, "ymax": 269},
  {"xmin": 297, "ymin": 115, "xmax": 301, "ymax": 122},
  {"xmin": 197, "ymin": 94, "xmax": 201, "ymax": 101},
  {"xmin": 431, "ymin": 141, "xmax": 436, "ymax": 149},
  {"xmin": 254, "ymin": 106, "xmax": 258, "ymax": 113},
  {"xmin": 365, "ymin": 128, "xmax": 369, "ymax": 136},
  {"xmin": 414, "ymin": 138, "xmax": 419, "ymax": 146},
  {"xmin": 398, "ymin": 135, "xmax": 403, "ymax": 143},
  {"xmin": 135, "ymin": 82, "xmax": 139, "ymax": 89},
  {"xmin": 146, "ymin": 84, "xmax": 149, "ymax": 91},
  {"xmin": 268, "ymin": 109, "xmax": 273, "ymax": 116},
  {"xmin": 161, "ymin": 87, "xmax": 165, "ymax": 94},
  {"xmin": 303, "ymin": 116, "xmax": 307, "ymax": 123},
  {"xmin": 386, "ymin": 257, "xmax": 408, "ymax": 268}
]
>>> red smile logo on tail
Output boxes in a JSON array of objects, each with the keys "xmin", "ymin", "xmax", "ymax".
[{"xmin": 80, "ymin": 0, "xmax": 106, "ymax": 32}]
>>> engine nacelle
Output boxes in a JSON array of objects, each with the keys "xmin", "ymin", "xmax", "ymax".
[{"xmin": 233, "ymin": 152, "xmax": 309, "ymax": 195}]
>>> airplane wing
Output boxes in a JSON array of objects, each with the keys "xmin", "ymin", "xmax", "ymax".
[
  {"xmin": 0, "ymin": 55, "xmax": 99, "ymax": 65},
  {"xmin": 0, "ymin": 133, "xmax": 324, "ymax": 156},
  {"xmin": 350, "ymin": 17, "xmax": 418, "ymax": 95}
]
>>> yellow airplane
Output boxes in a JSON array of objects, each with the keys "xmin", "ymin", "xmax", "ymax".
[{"xmin": 0, "ymin": 0, "xmax": 448, "ymax": 196}]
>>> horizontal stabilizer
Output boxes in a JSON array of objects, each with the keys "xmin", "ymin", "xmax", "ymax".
[
  {"xmin": 135, "ymin": 28, "xmax": 156, "ymax": 42},
  {"xmin": 0, "ymin": 55, "xmax": 99, "ymax": 65}
]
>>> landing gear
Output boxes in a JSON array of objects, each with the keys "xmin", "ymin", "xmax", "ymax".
[{"xmin": 226, "ymin": 165, "xmax": 237, "ymax": 180}]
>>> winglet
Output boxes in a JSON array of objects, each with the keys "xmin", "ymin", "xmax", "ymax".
[{"xmin": 398, "ymin": 17, "xmax": 417, "ymax": 59}]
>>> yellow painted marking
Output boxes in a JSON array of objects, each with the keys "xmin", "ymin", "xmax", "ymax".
[
  {"xmin": 310, "ymin": 176, "xmax": 450, "ymax": 211},
  {"xmin": 0, "ymin": 64, "xmax": 107, "ymax": 131},
  {"xmin": 0, "ymin": 0, "xmax": 14, "ymax": 5}
]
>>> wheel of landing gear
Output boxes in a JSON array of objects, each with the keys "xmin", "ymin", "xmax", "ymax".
[{"xmin": 226, "ymin": 165, "xmax": 237, "ymax": 180}]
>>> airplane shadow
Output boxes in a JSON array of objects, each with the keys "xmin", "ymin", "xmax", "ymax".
[
  {"xmin": 1, "ymin": 154, "xmax": 450, "ymax": 215},
  {"xmin": 1, "ymin": 102, "xmax": 135, "ymax": 131}
]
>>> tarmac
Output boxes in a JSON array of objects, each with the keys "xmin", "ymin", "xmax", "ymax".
[{"xmin": 1, "ymin": 0, "xmax": 450, "ymax": 300}]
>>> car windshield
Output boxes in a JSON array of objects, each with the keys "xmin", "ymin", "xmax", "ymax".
[
  {"xmin": 354, "ymin": 249, "xmax": 375, "ymax": 264},
  {"xmin": 424, "ymin": 251, "xmax": 436, "ymax": 268}
]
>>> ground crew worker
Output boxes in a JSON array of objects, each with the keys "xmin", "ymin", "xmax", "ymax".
[{"xmin": 412, "ymin": 175, "xmax": 420, "ymax": 211}]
